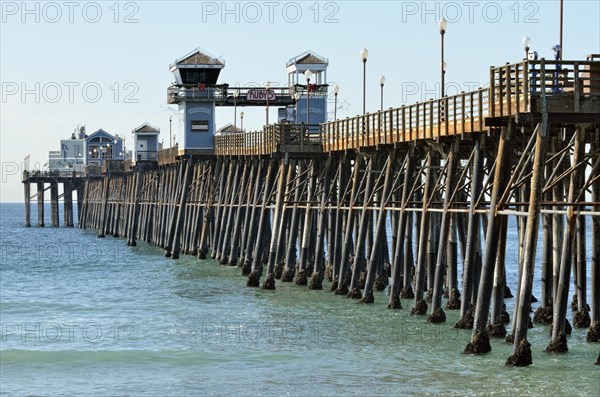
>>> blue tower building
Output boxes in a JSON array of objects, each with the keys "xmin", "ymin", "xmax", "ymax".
[{"xmin": 167, "ymin": 48, "xmax": 225, "ymax": 154}]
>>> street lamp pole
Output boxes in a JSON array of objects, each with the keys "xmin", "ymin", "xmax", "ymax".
[
  {"xmin": 169, "ymin": 115, "xmax": 173, "ymax": 147},
  {"xmin": 439, "ymin": 17, "xmax": 447, "ymax": 98},
  {"xmin": 379, "ymin": 75, "xmax": 385, "ymax": 111},
  {"xmin": 304, "ymin": 70, "xmax": 312, "ymax": 126},
  {"xmin": 333, "ymin": 85, "xmax": 339, "ymax": 121},
  {"xmin": 294, "ymin": 92, "xmax": 300, "ymax": 123},
  {"xmin": 361, "ymin": 48, "xmax": 368, "ymax": 114},
  {"xmin": 559, "ymin": 0, "xmax": 563, "ymax": 60},
  {"xmin": 233, "ymin": 89, "xmax": 239, "ymax": 130},
  {"xmin": 265, "ymin": 81, "xmax": 271, "ymax": 127},
  {"xmin": 240, "ymin": 111, "xmax": 244, "ymax": 132}
]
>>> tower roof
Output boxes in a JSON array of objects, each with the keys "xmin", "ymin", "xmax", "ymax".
[
  {"xmin": 132, "ymin": 122, "xmax": 160, "ymax": 134},
  {"xmin": 171, "ymin": 47, "xmax": 225, "ymax": 70},
  {"xmin": 286, "ymin": 51, "xmax": 328, "ymax": 67}
]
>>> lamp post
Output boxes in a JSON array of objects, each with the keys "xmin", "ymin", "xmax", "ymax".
[
  {"xmin": 240, "ymin": 111, "xmax": 244, "ymax": 132},
  {"xmin": 233, "ymin": 89, "xmax": 239, "ymax": 130},
  {"xmin": 379, "ymin": 75, "xmax": 385, "ymax": 111},
  {"xmin": 361, "ymin": 48, "xmax": 368, "ymax": 114},
  {"xmin": 559, "ymin": 0, "xmax": 563, "ymax": 60},
  {"xmin": 439, "ymin": 17, "xmax": 447, "ymax": 98},
  {"xmin": 265, "ymin": 81, "xmax": 271, "ymax": 127},
  {"xmin": 294, "ymin": 92, "xmax": 300, "ymax": 123},
  {"xmin": 333, "ymin": 85, "xmax": 339, "ymax": 121},
  {"xmin": 169, "ymin": 115, "xmax": 173, "ymax": 147},
  {"xmin": 523, "ymin": 35, "xmax": 531, "ymax": 60},
  {"xmin": 304, "ymin": 70, "xmax": 312, "ymax": 126}
]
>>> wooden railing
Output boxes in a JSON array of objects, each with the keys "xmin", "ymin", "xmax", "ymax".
[
  {"xmin": 158, "ymin": 144, "xmax": 179, "ymax": 166},
  {"xmin": 321, "ymin": 88, "xmax": 488, "ymax": 152},
  {"xmin": 84, "ymin": 165, "xmax": 102, "ymax": 177},
  {"xmin": 24, "ymin": 169, "xmax": 85, "ymax": 181},
  {"xmin": 214, "ymin": 127, "xmax": 278, "ymax": 156},
  {"xmin": 213, "ymin": 57, "xmax": 599, "ymax": 154},
  {"xmin": 490, "ymin": 58, "xmax": 600, "ymax": 116},
  {"xmin": 102, "ymin": 160, "xmax": 125, "ymax": 173}
]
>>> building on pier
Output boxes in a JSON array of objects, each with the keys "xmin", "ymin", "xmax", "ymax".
[
  {"xmin": 132, "ymin": 122, "xmax": 160, "ymax": 163},
  {"xmin": 47, "ymin": 126, "xmax": 126, "ymax": 171},
  {"xmin": 168, "ymin": 48, "xmax": 225, "ymax": 153},
  {"xmin": 286, "ymin": 50, "xmax": 329, "ymax": 129}
]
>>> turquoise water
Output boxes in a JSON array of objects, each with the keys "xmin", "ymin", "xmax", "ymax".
[{"xmin": 1, "ymin": 203, "xmax": 598, "ymax": 396}]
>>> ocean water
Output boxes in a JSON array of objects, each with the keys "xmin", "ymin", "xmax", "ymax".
[{"xmin": 1, "ymin": 203, "xmax": 598, "ymax": 396}]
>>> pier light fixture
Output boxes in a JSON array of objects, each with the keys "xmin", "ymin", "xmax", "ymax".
[
  {"xmin": 240, "ymin": 111, "xmax": 244, "ymax": 132},
  {"xmin": 379, "ymin": 75, "xmax": 385, "ymax": 111},
  {"xmin": 265, "ymin": 81, "xmax": 272, "ymax": 127},
  {"xmin": 361, "ymin": 48, "xmax": 368, "ymax": 115},
  {"xmin": 233, "ymin": 89, "xmax": 240, "ymax": 130},
  {"xmin": 361, "ymin": 48, "xmax": 369, "ymax": 62},
  {"xmin": 523, "ymin": 36, "xmax": 531, "ymax": 59},
  {"xmin": 438, "ymin": 17, "xmax": 448, "ymax": 33},
  {"xmin": 304, "ymin": 71, "xmax": 312, "ymax": 126},
  {"xmin": 333, "ymin": 85, "xmax": 339, "ymax": 121}
]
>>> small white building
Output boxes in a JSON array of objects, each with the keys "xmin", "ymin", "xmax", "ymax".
[{"xmin": 132, "ymin": 122, "xmax": 160, "ymax": 162}]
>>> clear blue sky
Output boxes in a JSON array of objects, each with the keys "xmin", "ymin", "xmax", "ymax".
[{"xmin": 1, "ymin": 0, "xmax": 599, "ymax": 202}]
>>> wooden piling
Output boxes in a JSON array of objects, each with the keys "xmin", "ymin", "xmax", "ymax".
[
  {"xmin": 264, "ymin": 160, "xmax": 289, "ymax": 289},
  {"xmin": 389, "ymin": 147, "xmax": 415, "ymax": 307},
  {"xmin": 507, "ymin": 118, "xmax": 548, "ymax": 366},
  {"xmin": 24, "ymin": 177, "xmax": 31, "ymax": 227},
  {"xmin": 64, "ymin": 181, "xmax": 74, "ymax": 227},
  {"xmin": 310, "ymin": 157, "xmax": 332, "ymax": 290},
  {"xmin": 282, "ymin": 160, "xmax": 303, "ymax": 282},
  {"xmin": 456, "ymin": 134, "xmax": 485, "ymax": 328},
  {"xmin": 362, "ymin": 152, "xmax": 394, "ymax": 302},
  {"xmin": 37, "ymin": 182, "xmax": 45, "ymax": 227},
  {"xmin": 466, "ymin": 124, "xmax": 512, "ymax": 352},
  {"xmin": 429, "ymin": 138, "xmax": 460, "ymax": 322},
  {"xmin": 297, "ymin": 160, "xmax": 317, "ymax": 286},
  {"xmin": 248, "ymin": 160, "xmax": 275, "ymax": 286},
  {"xmin": 548, "ymin": 125, "xmax": 585, "ymax": 353},
  {"xmin": 412, "ymin": 150, "xmax": 434, "ymax": 315},
  {"xmin": 348, "ymin": 157, "xmax": 376, "ymax": 298}
]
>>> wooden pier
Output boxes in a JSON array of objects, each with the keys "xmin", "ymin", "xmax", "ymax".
[{"xmin": 24, "ymin": 57, "xmax": 600, "ymax": 366}]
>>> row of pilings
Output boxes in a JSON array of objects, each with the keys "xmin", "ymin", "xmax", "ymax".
[{"xmin": 78, "ymin": 123, "xmax": 600, "ymax": 366}]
